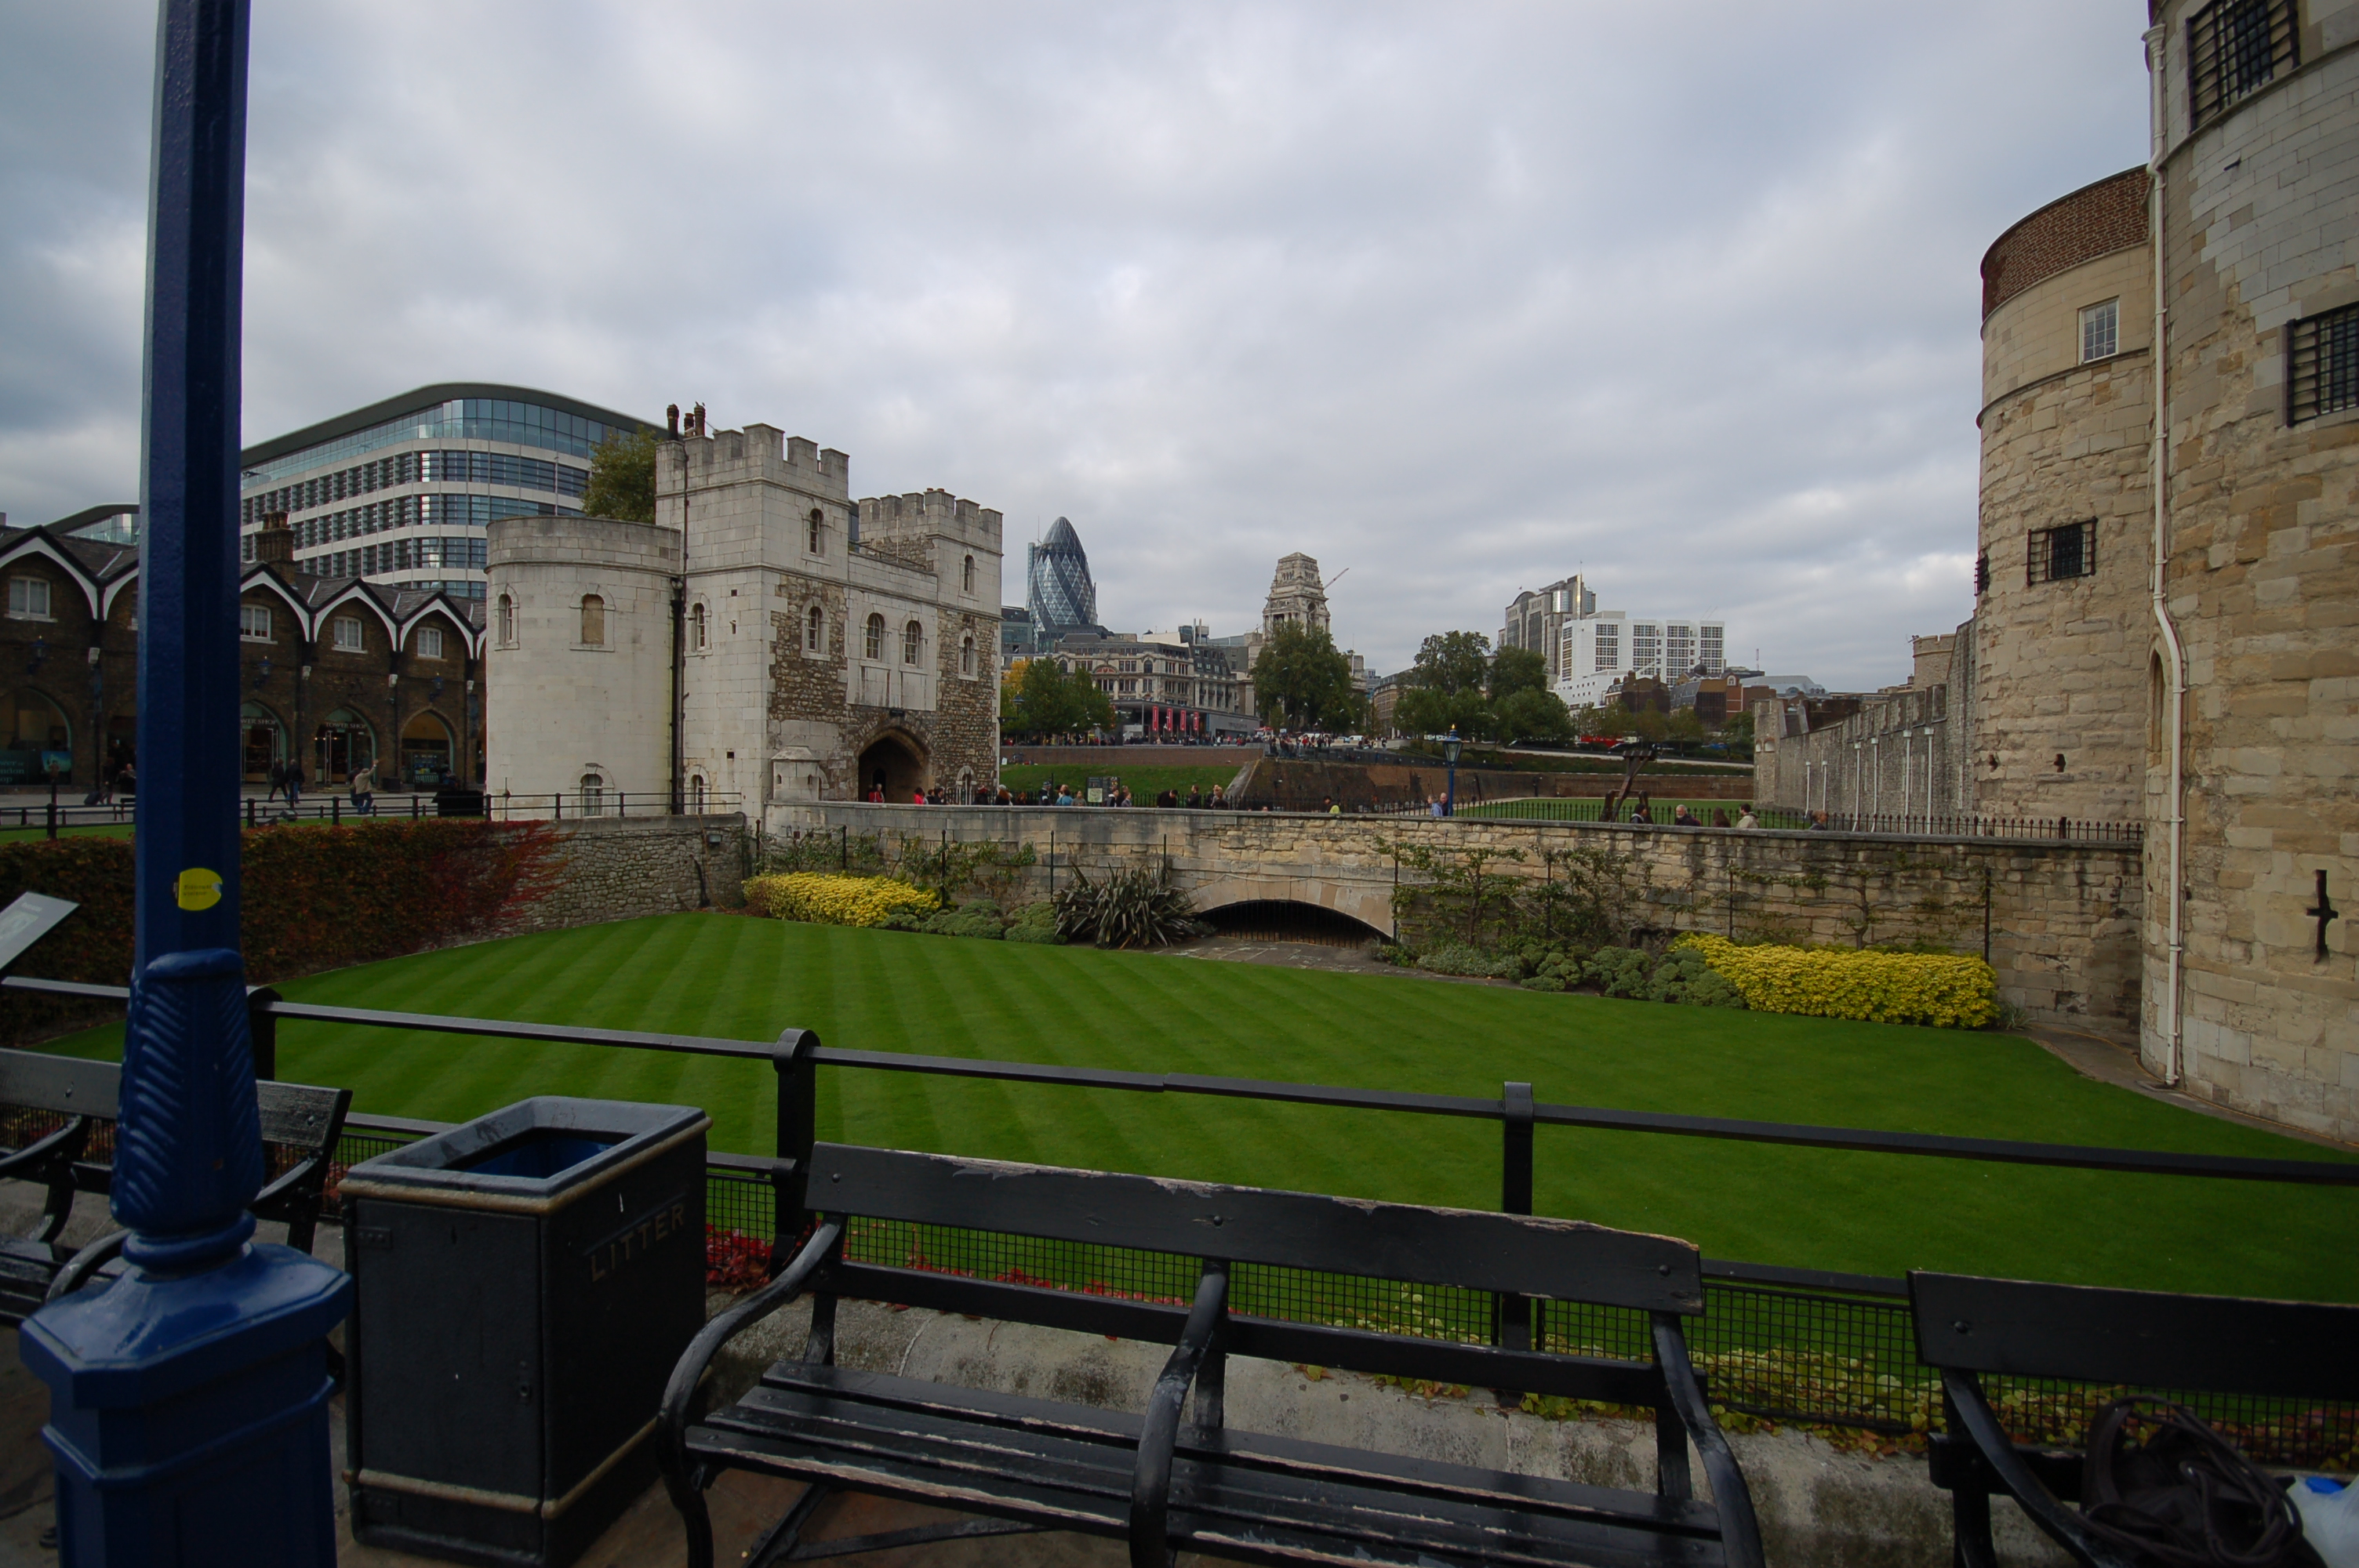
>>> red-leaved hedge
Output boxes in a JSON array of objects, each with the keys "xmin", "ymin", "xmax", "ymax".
[{"xmin": 0, "ymin": 820, "xmax": 562, "ymax": 1044}]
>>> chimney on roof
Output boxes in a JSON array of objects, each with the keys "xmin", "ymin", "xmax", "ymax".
[{"xmin": 253, "ymin": 510, "xmax": 294, "ymax": 565}]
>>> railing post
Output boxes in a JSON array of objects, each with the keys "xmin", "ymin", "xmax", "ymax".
[
  {"xmin": 245, "ymin": 796, "xmax": 254, "ymax": 829},
  {"xmin": 1494, "ymin": 1081, "xmax": 1535, "ymax": 1382},
  {"xmin": 771, "ymin": 1029, "xmax": 819, "ymax": 1273},
  {"xmin": 330, "ymin": 796, "xmax": 340, "ymax": 826},
  {"xmin": 245, "ymin": 985, "xmax": 279, "ymax": 1081}
]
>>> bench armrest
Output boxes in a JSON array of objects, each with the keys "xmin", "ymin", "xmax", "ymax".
[
  {"xmin": 1651, "ymin": 1313, "xmax": 1765, "ymax": 1568},
  {"xmin": 1939, "ymin": 1370, "xmax": 2139, "ymax": 1568},
  {"xmin": 1, "ymin": 1116, "xmax": 92, "ymax": 1243},
  {"xmin": 659, "ymin": 1217, "xmax": 842, "ymax": 1475},
  {"xmin": 1130, "ymin": 1260, "xmax": 1229, "ymax": 1568},
  {"xmin": 46, "ymin": 1227, "xmax": 129, "ymax": 1304}
]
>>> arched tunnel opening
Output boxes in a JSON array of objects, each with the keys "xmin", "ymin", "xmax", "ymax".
[{"xmin": 1198, "ymin": 899, "xmax": 1387, "ymax": 948}]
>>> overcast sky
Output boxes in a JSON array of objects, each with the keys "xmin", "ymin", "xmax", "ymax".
[{"xmin": 2, "ymin": 2, "xmax": 2151, "ymax": 687}]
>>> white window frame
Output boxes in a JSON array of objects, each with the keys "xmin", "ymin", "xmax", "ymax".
[
  {"xmin": 805, "ymin": 604, "xmax": 824, "ymax": 655},
  {"xmin": 240, "ymin": 603, "xmax": 273, "ymax": 642},
  {"xmin": 333, "ymin": 615, "xmax": 364, "ymax": 652},
  {"xmin": 2080, "ymin": 298, "xmax": 2120, "ymax": 364},
  {"xmin": 8, "ymin": 576, "xmax": 53, "ymax": 621},
  {"xmin": 418, "ymin": 626, "xmax": 445, "ymax": 659},
  {"xmin": 496, "ymin": 594, "xmax": 516, "ymax": 647},
  {"xmin": 690, "ymin": 601, "xmax": 709, "ymax": 653}
]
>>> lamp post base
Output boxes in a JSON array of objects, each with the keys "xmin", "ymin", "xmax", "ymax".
[{"xmin": 19, "ymin": 1243, "xmax": 351, "ymax": 1568}]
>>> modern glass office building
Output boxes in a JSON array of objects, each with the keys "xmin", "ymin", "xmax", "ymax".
[
  {"xmin": 1025, "ymin": 515, "xmax": 1099, "ymax": 633},
  {"xmin": 238, "ymin": 383, "xmax": 652, "ymax": 599}
]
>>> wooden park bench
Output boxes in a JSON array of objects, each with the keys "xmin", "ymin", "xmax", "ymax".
[
  {"xmin": 0, "ymin": 1045, "xmax": 352, "ymax": 1323},
  {"xmin": 1911, "ymin": 1270, "xmax": 2359, "ymax": 1568},
  {"xmin": 662, "ymin": 1143, "xmax": 1764, "ymax": 1568}
]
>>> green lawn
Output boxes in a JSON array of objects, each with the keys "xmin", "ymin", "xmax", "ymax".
[
  {"xmin": 998, "ymin": 763, "xmax": 1246, "ymax": 802},
  {"xmin": 35, "ymin": 913, "xmax": 2357, "ymax": 1299},
  {"xmin": 0, "ymin": 822, "xmax": 136, "ymax": 842}
]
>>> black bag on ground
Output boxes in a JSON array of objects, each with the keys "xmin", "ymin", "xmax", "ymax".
[{"xmin": 2080, "ymin": 1396, "xmax": 2320, "ymax": 1568}]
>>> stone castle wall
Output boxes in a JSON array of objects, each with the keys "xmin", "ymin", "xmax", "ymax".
[
  {"xmin": 2143, "ymin": 2, "xmax": 2359, "ymax": 1143},
  {"xmin": 511, "ymin": 813, "xmax": 748, "ymax": 933},
  {"xmin": 767, "ymin": 803, "xmax": 2141, "ymax": 1036},
  {"xmin": 1974, "ymin": 202, "xmax": 2154, "ymax": 822}
]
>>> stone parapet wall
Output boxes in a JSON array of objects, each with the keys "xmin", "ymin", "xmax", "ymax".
[
  {"xmin": 766, "ymin": 804, "xmax": 2139, "ymax": 1036},
  {"xmin": 512, "ymin": 813, "xmax": 747, "ymax": 933}
]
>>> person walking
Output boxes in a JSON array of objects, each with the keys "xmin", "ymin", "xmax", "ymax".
[
  {"xmin": 284, "ymin": 758, "xmax": 304, "ymax": 810},
  {"xmin": 1185, "ymin": 785, "xmax": 1203, "ymax": 809},
  {"xmin": 268, "ymin": 757, "xmax": 286, "ymax": 806},
  {"xmin": 1674, "ymin": 806, "xmax": 1703, "ymax": 828},
  {"xmin": 1323, "ymin": 796, "xmax": 1341, "ymax": 816},
  {"xmin": 350, "ymin": 760, "xmax": 376, "ymax": 816},
  {"xmin": 1736, "ymin": 807, "xmax": 1759, "ymax": 829},
  {"xmin": 1807, "ymin": 810, "xmax": 1830, "ymax": 829},
  {"xmin": 1208, "ymin": 785, "xmax": 1227, "ymax": 809}
]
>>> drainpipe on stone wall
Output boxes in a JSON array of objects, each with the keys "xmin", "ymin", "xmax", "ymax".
[
  {"xmin": 2147, "ymin": 24, "xmax": 2190, "ymax": 1087},
  {"xmin": 670, "ymin": 437, "xmax": 689, "ymax": 816}
]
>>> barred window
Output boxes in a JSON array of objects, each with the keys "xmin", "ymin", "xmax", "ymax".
[
  {"xmin": 2027, "ymin": 520, "xmax": 2097, "ymax": 586},
  {"xmin": 2287, "ymin": 303, "xmax": 2359, "ymax": 424},
  {"xmin": 2079, "ymin": 299, "xmax": 2119, "ymax": 363},
  {"xmin": 2189, "ymin": 0, "xmax": 2296, "ymax": 129}
]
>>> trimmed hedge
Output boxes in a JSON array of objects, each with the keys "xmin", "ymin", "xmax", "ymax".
[
  {"xmin": 742, "ymin": 873, "xmax": 938, "ymax": 928},
  {"xmin": 1674, "ymin": 934, "xmax": 1997, "ymax": 1029},
  {"xmin": 0, "ymin": 821, "xmax": 563, "ymax": 1044}
]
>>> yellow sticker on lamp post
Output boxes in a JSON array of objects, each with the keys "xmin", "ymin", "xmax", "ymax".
[{"xmin": 175, "ymin": 867, "xmax": 223, "ymax": 911}]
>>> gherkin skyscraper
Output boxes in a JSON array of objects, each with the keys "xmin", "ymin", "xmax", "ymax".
[{"xmin": 1027, "ymin": 516, "xmax": 1098, "ymax": 633}]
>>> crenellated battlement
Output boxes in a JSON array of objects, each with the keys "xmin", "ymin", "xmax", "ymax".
[
  {"xmin": 858, "ymin": 488, "xmax": 1004, "ymax": 551},
  {"xmin": 662, "ymin": 421, "xmax": 852, "ymax": 502}
]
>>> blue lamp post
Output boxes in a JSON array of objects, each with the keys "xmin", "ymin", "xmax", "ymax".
[{"xmin": 18, "ymin": 3, "xmax": 352, "ymax": 1563}]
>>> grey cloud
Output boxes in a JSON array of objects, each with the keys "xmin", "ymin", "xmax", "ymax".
[{"xmin": 1, "ymin": 0, "xmax": 2150, "ymax": 686}]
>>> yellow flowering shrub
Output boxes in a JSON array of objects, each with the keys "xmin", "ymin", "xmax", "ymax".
[
  {"xmin": 742, "ymin": 873, "xmax": 939, "ymax": 927},
  {"xmin": 1674, "ymin": 934, "xmax": 1997, "ymax": 1029}
]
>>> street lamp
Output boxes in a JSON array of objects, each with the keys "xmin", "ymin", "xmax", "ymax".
[
  {"xmin": 18, "ymin": 5, "xmax": 351, "ymax": 1563},
  {"xmin": 1442, "ymin": 727, "xmax": 1462, "ymax": 817}
]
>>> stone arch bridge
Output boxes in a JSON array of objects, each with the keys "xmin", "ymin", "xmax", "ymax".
[{"xmin": 763, "ymin": 801, "xmax": 2141, "ymax": 1036}]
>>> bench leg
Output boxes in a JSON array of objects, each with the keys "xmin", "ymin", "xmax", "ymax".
[
  {"xmin": 1951, "ymin": 1483, "xmax": 1998, "ymax": 1568},
  {"xmin": 747, "ymin": 1479, "xmax": 833, "ymax": 1568},
  {"xmin": 1655, "ymin": 1396, "xmax": 1692, "ymax": 1502},
  {"xmin": 804, "ymin": 1291, "xmax": 838, "ymax": 1367},
  {"xmin": 666, "ymin": 1469, "xmax": 719, "ymax": 1568}
]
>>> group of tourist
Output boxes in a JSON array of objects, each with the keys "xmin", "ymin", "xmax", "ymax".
[{"xmin": 877, "ymin": 779, "xmax": 1249, "ymax": 808}]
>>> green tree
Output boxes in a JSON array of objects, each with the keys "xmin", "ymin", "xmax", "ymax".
[
  {"xmin": 1252, "ymin": 621, "xmax": 1358, "ymax": 730},
  {"xmin": 1493, "ymin": 687, "xmax": 1574, "ymax": 746},
  {"xmin": 1719, "ymin": 709, "xmax": 1756, "ymax": 750},
  {"xmin": 582, "ymin": 426, "xmax": 658, "ymax": 522},
  {"xmin": 1488, "ymin": 645, "xmax": 1548, "ymax": 702},
  {"xmin": 1005, "ymin": 658, "xmax": 1113, "ymax": 737},
  {"xmin": 1394, "ymin": 630, "xmax": 1495, "ymax": 739},
  {"xmin": 1665, "ymin": 707, "xmax": 1707, "ymax": 744}
]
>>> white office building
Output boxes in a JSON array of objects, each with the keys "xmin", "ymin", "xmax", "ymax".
[{"xmin": 1554, "ymin": 612, "xmax": 1726, "ymax": 708}]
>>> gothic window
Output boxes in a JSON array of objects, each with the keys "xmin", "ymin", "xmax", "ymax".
[
  {"xmin": 580, "ymin": 594, "xmax": 605, "ymax": 645},
  {"xmin": 497, "ymin": 593, "xmax": 515, "ymax": 645},
  {"xmin": 962, "ymin": 554, "xmax": 976, "ymax": 593},
  {"xmin": 864, "ymin": 613, "xmax": 885, "ymax": 661},
  {"xmin": 808, "ymin": 509, "xmax": 823, "ymax": 555},
  {"xmin": 691, "ymin": 601, "xmax": 708, "ymax": 652},
  {"xmin": 903, "ymin": 619, "xmax": 923, "ymax": 666},
  {"xmin": 806, "ymin": 604, "xmax": 823, "ymax": 652},
  {"xmin": 580, "ymin": 771, "xmax": 605, "ymax": 815},
  {"xmin": 961, "ymin": 634, "xmax": 976, "ymax": 677}
]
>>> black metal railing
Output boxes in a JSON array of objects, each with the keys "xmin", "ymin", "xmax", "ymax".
[
  {"xmin": 0, "ymin": 791, "xmax": 747, "ymax": 836},
  {"xmin": 5, "ymin": 974, "xmax": 2351, "ymax": 1461},
  {"xmin": 1460, "ymin": 798, "xmax": 2144, "ymax": 844}
]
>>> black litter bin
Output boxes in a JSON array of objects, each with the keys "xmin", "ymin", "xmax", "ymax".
[
  {"xmin": 434, "ymin": 784, "xmax": 487, "ymax": 817},
  {"xmin": 341, "ymin": 1097, "xmax": 709, "ymax": 1567}
]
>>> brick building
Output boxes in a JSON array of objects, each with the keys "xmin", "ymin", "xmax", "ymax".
[{"xmin": 0, "ymin": 515, "xmax": 482, "ymax": 792}]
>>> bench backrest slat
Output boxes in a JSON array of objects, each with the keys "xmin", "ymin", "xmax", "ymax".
[
  {"xmin": 814, "ymin": 1143, "xmax": 1702, "ymax": 1314},
  {"xmin": 256, "ymin": 1081, "xmax": 350, "ymax": 1153},
  {"xmin": 0, "ymin": 1047, "xmax": 345, "ymax": 1157},
  {"xmin": 0, "ymin": 1049, "xmax": 118, "ymax": 1122},
  {"xmin": 1911, "ymin": 1272, "xmax": 2359, "ymax": 1401}
]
